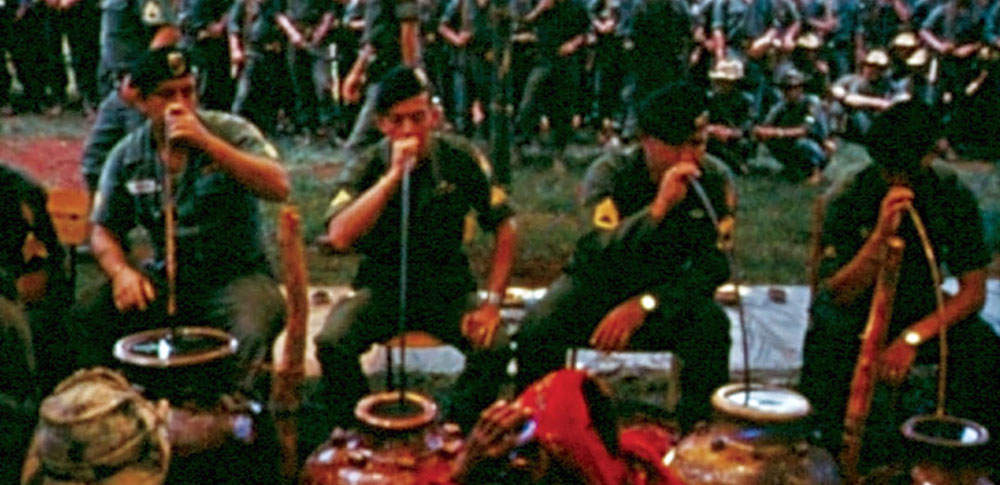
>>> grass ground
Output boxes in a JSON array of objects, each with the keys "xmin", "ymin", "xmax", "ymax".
[{"xmin": 3, "ymin": 113, "xmax": 998, "ymax": 288}]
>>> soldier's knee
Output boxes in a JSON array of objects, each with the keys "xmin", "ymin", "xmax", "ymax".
[{"xmin": 314, "ymin": 289, "xmax": 373, "ymax": 355}]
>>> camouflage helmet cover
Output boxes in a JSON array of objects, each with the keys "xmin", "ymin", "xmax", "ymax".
[{"xmin": 21, "ymin": 368, "xmax": 170, "ymax": 485}]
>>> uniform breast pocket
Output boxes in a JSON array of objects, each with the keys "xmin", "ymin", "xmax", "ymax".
[{"xmin": 192, "ymin": 174, "xmax": 248, "ymax": 221}]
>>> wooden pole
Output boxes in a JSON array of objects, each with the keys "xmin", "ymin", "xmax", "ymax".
[
  {"xmin": 273, "ymin": 205, "xmax": 310, "ymax": 482},
  {"xmin": 840, "ymin": 236, "xmax": 905, "ymax": 483}
]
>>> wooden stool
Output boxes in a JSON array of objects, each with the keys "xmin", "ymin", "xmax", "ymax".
[
  {"xmin": 46, "ymin": 187, "xmax": 91, "ymax": 294},
  {"xmin": 380, "ymin": 331, "xmax": 445, "ymax": 390},
  {"xmin": 568, "ymin": 348, "xmax": 683, "ymax": 412}
]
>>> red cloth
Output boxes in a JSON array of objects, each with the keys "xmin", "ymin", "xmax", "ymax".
[{"xmin": 515, "ymin": 370, "xmax": 683, "ymax": 485}]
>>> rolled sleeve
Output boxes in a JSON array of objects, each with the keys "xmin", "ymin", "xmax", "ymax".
[
  {"xmin": 91, "ymin": 142, "xmax": 137, "ymax": 239},
  {"xmin": 323, "ymin": 147, "xmax": 382, "ymax": 222},
  {"xmin": 941, "ymin": 179, "xmax": 990, "ymax": 276},
  {"xmin": 463, "ymin": 147, "xmax": 514, "ymax": 232}
]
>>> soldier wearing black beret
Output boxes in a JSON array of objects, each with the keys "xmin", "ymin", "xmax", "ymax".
[
  {"xmin": 801, "ymin": 101, "xmax": 1000, "ymax": 473},
  {"xmin": 69, "ymin": 48, "xmax": 290, "ymax": 399},
  {"xmin": 313, "ymin": 65, "xmax": 518, "ymax": 432},
  {"xmin": 516, "ymin": 81, "xmax": 736, "ymax": 432}
]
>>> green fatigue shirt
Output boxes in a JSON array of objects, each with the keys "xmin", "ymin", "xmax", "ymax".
[
  {"xmin": 325, "ymin": 133, "xmax": 514, "ymax": 295},
  {"xmin": 816, "ymin": 162, "xmax": 991, "ymax": 336},
  {"xmin": 570, "ymin": 147, "xmax": 736, "ymax": 308},
  {"xmin": 763, "ymin": 93, "xmax": 829, "ymax": 140},
  {"xmin": 92, "ymin": 111, "xmax": 282, "ymax": 289}
]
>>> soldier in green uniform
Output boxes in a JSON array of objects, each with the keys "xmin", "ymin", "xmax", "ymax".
[
  {"xmin": 313, "ymin": 66, "xmax": 518, "ymax": 431},
  {"xmin": 799, "ymin": 101, "xmax": 1000, "ymax": 473},
  {"xmin": 707, "ymin": 58, "xmax": 756, "ymax": 174},
  {"xmin": 753, "ymin": 68, "xmax": 829, "ymax": 183},
  {"xmin": 0, "ymin": 165, "xmax": 74, "ymax": 395},
  {"xmin": 1, "ymin": 165, "xmax": 69, "ymax": 484},
  {"xmin": 515, "ymin": 81, "xmax": 736, "ymax": 432},
  {"xmin": 68, "ymin": 48, "xmax": 289, "ymax": 393}
]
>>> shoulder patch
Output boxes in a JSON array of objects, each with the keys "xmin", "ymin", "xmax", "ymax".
[
  {"xmin": 490, "ymin": 186, "xmax": 507, "ymax": 207},
  {"xmin": 22, "ymin": 232, "xmax": 49, "ymax": 263},
  {"xmin": 716, "ymin": 215, "xmax": 735, "ymax": 252},
  {"xmin": 463, "ymin": 213, "xmax": 478, "ymax": 243},
  {"xmin": 593, "ymin": 197, "xmax": 620, "ymax": 230}
]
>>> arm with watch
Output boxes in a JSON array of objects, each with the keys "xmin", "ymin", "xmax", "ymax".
[
  {"xmin": 878, "ymin": 268, "xmax": 986, "ymax": 384},
  {"xmin": 821, "ymin": 186, "xmax": 989, "ymax": 384},
  {"xmin": 461, "ymin": 217, "xmax": 518, "ymax": 349},
  {"xmin": 589, "ymin": 244, "xmax": 730, "ymax": 351}
]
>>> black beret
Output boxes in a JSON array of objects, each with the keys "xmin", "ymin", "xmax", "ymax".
[
  {"xmin": 375, "ymin": 65, "xmax": 431, "ymax": 115},
  {"xmin": 637, "ymin": 81, "xmax": 708, "ymax": 145},
  {"xmin": 130, "ymin": 47, "xmax": 193, "ymax": 96},
  {"xmin": 866, "ymin": 100, "xmax": 940, "ymax": 175}
]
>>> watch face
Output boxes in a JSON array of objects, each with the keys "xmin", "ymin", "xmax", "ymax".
[
  {"xmin": 640, "ymin": 294, "xmax": 657, "ymax": 311},
  {"xmin": 904, "ymin": 331, "xmax": 921, "ymax": 346}
]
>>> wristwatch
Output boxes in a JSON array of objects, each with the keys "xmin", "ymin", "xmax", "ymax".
[
  {"xmin": 485, "ymin": 290, "xmax": 503, "ymax": 306},
  {"xmin": 903, "ymin": 330, "xmax": 923, "ymax": 347},
  {"xmin": 639, "ymin": 294, "xmax": 657, "ymax": 312}
]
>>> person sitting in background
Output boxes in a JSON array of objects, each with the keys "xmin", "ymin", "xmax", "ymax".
[
  {"xmin": 706, "ymin": 58, "xmax": 756, "ymax": 174},
  {"xmin": 753, "ymin": 68, "xmax": 829, "ymax": 184},
  {"xmin": 830, "ymin": 49, "xmax": 907, "ymax": 141}
]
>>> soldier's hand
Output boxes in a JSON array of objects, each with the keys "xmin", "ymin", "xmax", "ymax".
[
  {"xmin": 878, "ymin": 337, "xmax": 917, "ymax": 385},
  {"xmin": 652, "ymin": 161, "xmax": 700, "ymax": 220},
  {"xmin": 461, "ymin": 400, "xmax": 533, "ymax": 470},
  {"xmin": 558, "ymin": 38, "xmax": 579, "ymax": 57},
  {"xmin": 111, "ymin": 267, "xmax": 156, "ymax": 312},
  {"xmin": 589, "ymin": 296, "xmax": 647, "ymax": 351},
  {"xmin": 230, "ymin": 48, "xmax": 245, "ymax": 69},
  {"xmin": 461, "ymin": 303, "xmax": 501, "ymax": 349},
  {"xmin": 389, "ymin": 136, "xmax": 421, "ymax": 178},
  {"xmin": 455, "ymin": 31, "xmax": 472, "ymax": 47},
  {"xmin": 342, "ymin": 71, "xmax": 364, "ymax": 104},
  {"xmin": 874, "ymin": 186, "xmax": 914, "ymax": 241},
  {"xmin": 165, "ymin": 103, "xmax": 212, "ymax": 151},
  {"xmin": 953, "ymin": 43, "xmax": 979, "ymax": 59}
]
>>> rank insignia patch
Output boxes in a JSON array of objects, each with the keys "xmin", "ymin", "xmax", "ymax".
[
  {"xmin": 490, "ymin": 186, "xmax": 507, "ymax": 207},
  {"xmin": 593, "ymin": 197, "xmax": 620, "ymax": 230},
  {"xmin": 167, "ymin": 51, "xmax": 187, "ymax": 77}
]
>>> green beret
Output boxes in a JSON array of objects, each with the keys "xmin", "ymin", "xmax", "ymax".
[
  {"xmin": 130, "ymin": 47, "xmax": 193, "ymax": 96},
  {"xmin": 637, "ymin": 81, "xmax": 708, "ymax": 145},
  {"xmin": 375, "ymin": 65, "xmax": 432, "ymax": 115}
]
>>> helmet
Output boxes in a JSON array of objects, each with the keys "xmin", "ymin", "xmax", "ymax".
[{"xmin": 21, "ymin": 368, "xmax": 170, "ymax": 485}]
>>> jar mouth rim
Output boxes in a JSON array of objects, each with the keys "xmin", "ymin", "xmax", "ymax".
[
  {"xmin": 355, "ymin": 391, "xmax": 438, "ymax": 432},
  {"xmin": 711, "ymin": 383, "xmax": 812, "ymax": 424},
  {"xmin": 900, "ymin": 414, "xmax": 990, "ymax": 448},
  {"xmin": 114, "ymin": 326, "xmax": 237, "ymax": 368}
]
